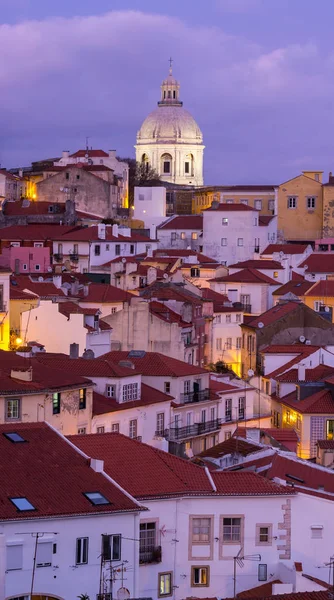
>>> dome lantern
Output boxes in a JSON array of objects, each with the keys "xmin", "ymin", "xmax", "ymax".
[{"xmin": 158, "ymin": 58, "xmax": 182, "ymax": 107}]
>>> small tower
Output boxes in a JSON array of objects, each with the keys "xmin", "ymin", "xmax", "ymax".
[{"xmin": 158, "ymin": 58, "xmax": 182, "ymax": 107}]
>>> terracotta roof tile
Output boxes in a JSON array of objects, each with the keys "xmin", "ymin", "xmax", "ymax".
[
  {"xmin": 198, "ymin": 437, "xmax": 261, "ymax": 459},
  {"xmin": 299, "ymin": 253, "xmax": 334, "ymax": 274},
  {"xmin": 70, "ymin": 149, "xmax": 109, "ymax": 158},
  {"xmin": 211, "ymin": 471, "xmax": 294, "ymax": 496},
  {"xmin": 59, "ymin": 226, "xmax": 153, "ymax": 243},
  {"xmin": 262, "ymin": 244, "xmax": 309, "ymax": 255},
  {"xmin": 93, "ymin": 383, "xmax": 173, "ymax": 415},
  {"xmin": 158, "ymin": 215, "xmax": 203, "ymax": 230},
  {"xmin": 276, "ymin": 365, "xmax": 334, "ymax": 383},
  {"xmin": 317, "ymin": 440, "xmax": 334, "ymax": 449},
  {"xmin": 0, "ymin": 422, "xmax": 139, "ymax": 519},
  {"xmin": 209, "ymin": 268, "xmax": 278, "ymax": 285},
  {"xmin": 58, "ymin": 301, "xmax": 100, "ymax": 317},
  {"xmin": 205, "ymin": 203, "xmax": 257, "ymax": 212},
  {"xmin": 149, "ymin": 301, "xmax": 191, "ymax": 327},
  {"xmin": 229, "ymin": 260, "xmax": 284, "ymax": 270},
  {"xmin": 243, "ymin": 301, "xmax": 300, "ymax": 328},
  {"xmin": 262, "ymin": 428, "xmax": 299, "ymax": 442},
  {"xmin": 272, "ymin": 280, "xmax": 314, "ymax": 296},
  {"xmin": 34, "ymin": 353, "xmax": 140, "ymax": 378},
  {"xmin": 10, "ymin": 275, "xmax": 65, "ymax": 299},
  {"xmin": 3, "ymin": 200, "xmax": 66, "ymax": 216},
  {"xmin": 278, "ymin": 388, "xmax": 334, "ymax": 414},
  {"xmin": 236, "ymin": 579, "xmax": 282, "ymax": 598},
  {"xmin": 304, "ymin": 279, "xmax": 334, "ymax": 297},
  {"xmin": 0, "ymin": 224, "xmax": 78, "ymax": 240},
  {"xmin": 100, "ymin": 350, "xmax": 207, "ymax": 377},
  {"xmin": 77, "ymin": 283, "xmax": 131, "ymax": 304}
]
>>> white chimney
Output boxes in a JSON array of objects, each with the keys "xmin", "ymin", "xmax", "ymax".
[
  {"xmin": 298, "ymin": 363, "xmax": 306, "ymax": 381},
  {"xmin": 150, "ymin": 224, "xmax": 157, "ymax": 240},
  {"xmin": 53, "ymin": 274, "xmax": 62, "ymax": 289},
  {"xmin": 147, "ymin": 246, "xmax": 153, "ymax": 258},
  {"xmin": 90, "ymin": 458, "xmax": 104, "ymax": 472},
  {"xmin": 109, "ymin": 150, "xmax": 116, "ymax": 159},
  {"xmin": 62, "ymin": 151, "xmax": 70, "ymax": 159},
  {"xmin": 112, "ymin": 224, "xmax": 119, "ymax": 238},
  {"xmin": 98, "ymin": 223, "xmax": 106, "ymax": 240}
]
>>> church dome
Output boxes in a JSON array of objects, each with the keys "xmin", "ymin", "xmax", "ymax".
[{"xmin": 137, "ymin": 106, "xmax": 203, "ymax": 144}]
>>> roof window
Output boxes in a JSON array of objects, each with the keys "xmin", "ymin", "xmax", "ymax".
[
  {"xmin": 84, "ymin": 492, "xmax": 110, "ymax": 506},
  {"xmin": 10, "ymin": 497, "xmax": 36, "ymax": 511},
  {"xmin": 3, "ymin": 432, "xmax": 26, "ymax": 443}
]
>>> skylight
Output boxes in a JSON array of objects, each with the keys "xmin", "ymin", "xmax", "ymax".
[
  {"xmin": 84, "ymin": 492, "xmax": 110, "ymax": 506},
  {"xmin": 10, "ymin": 497, "xmax": 36, "ymax": 511},
  {"xmin": 3, "ymin": 432, "xmax": 26, "ymax": 443}
]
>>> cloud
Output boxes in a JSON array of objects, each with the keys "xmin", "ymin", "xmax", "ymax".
[{"xmin": 0, "ymin": 9, "xmax": 333, "ymax": 183}]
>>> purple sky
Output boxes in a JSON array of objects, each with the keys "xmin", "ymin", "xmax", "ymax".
[{"xmin": 1, "ymin": 0, "xmax": 334, "ymax": 184}]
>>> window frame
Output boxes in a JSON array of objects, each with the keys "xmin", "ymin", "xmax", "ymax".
[
  {"xmin": 190, "ymin": 515, "xmax": 213, "ymax": 546},
  {"xmin": 221, "ymin": 238, "xmax": 227, "ymax": 246},
  {"xmin": 79, "ymin": 388, "xmax": 87, "ymax": 410},
  {"xmin": 191, "ymin": 565, "xmax": 210, "ymax": 587},
  {"xmin": 307, "ymin": 196, "xmax": 316, "ymax": 209},
  {"xmin": 101, "ymin": 533, "xmax": 122, "ymax": 561},
  {"xmin": 158, "ymin": 571, "xmax": 173, "ymax": 597},
  {"xmin": 52, "ymin": 392, "xmax": 61, "ymax": 415},
  {"xmin": 256, "ymin": 524, "xmax": 272, "ymax": 546},
  {"xmin": 237, "ymin": 238, "xmax": 243, "ymax": 247},
  {"xmin": 220, "ymin": 515, "xmax": 243, "ymax": 544},
  {"xmin": 288, "ymin": 196, "xmax": 297, "ymax": 209},
  {"xmin": 76, "ymin": 537, "xmax": 89, "ymax": 565},
  {"xmin": 222, "ymin": 218, "xmax": 228, "ymax": 226},
  {"xmin": 258, "ymin": 564, "xmax": 268, "ymax": 582},
  {"xmin": 5, "ymin": 397, "xmax": 21, "ymax": 421}
]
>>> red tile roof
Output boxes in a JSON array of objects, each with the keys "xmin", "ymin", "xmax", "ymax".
[
  {"xmin": 317, "ymin": 440, "xmax": 334, "ymax": 449},
  {"xmin": 100, "ymin": 350, "xmax": 207, "ymax": 377},
  {"xmin": 299, "ymin": 253, "xmax": 334, "ymax": 274},
  {"xmin": 278, "ymin": 388, "xmax": 334, "ymax": 414},
  {"xmin": 209, "ymin": 268, "xmax": 278, "ymax": 285},
  {"xmin": 0, "ymin": 224, "xmax": 78, "ymax": 240},
  {"xmin": 261, "ymin": 344, "xmax": 320, "ymax": 354},
  {"xmin": 229, "ymin": 260, "xmax": 284, "ymax": 270},
  {"xmin": 44, "ymin": 163, "xmax": 114, "ymax": 173},
  {"xmin": 304, "ymin": 279, "xmax": 334, "ymax": 297},
  {"xmin": 154, "ymin": 249, "xmax": 219, "ymax": 265},
  {"xmin": 272, "ymin": 280, "xmax": 314, "ymax": 296},
  {"xmin": 276, "ymin": 365, "xmax": 334, "ymax": 383},
  {"xmin": 198, "ymin": 437, "xmax": 261, "ymax": 459},
  {"xmin": 10, "ymin": 287, "xmax": 38, "ymax": 301},
  {"xmin": 209, "ymin": 379, "xmax": 247, "ymax": 394},
  {"xmin": 59, "ymin": 226, "xmax": 153, "ymax": 243},
  {"xmin": 11, "ymin": 275, "xmax": 65, "ymax": 299},
  {"xmin": 200, "ymin": 288, "xmax": 230, "ymax": 311},
  {"xmin": 263, "ymin": 244, "xmax": 309, "ymax": 255},
  {"xmin": 140, "ymin": 283, "xmax": 203, "ymax": 306},
  {"xmin": 243, "ymin": 301, "xmax": 300, "ymax": 328},
  {"xmin": 0, "ymin": 422, "xmax": 139, "ymax": 519},
  {"xmin": 205, "ymin": 203, "xmax": 257, "ymax": 212},
  {"xmin": 69, "ymin": 433, "xmax": 292, "ymax": 499},
  {"xmin": 3, "ymin": 200, "xmax": 66, "ymax": 216},
  {"xmin": 236, "ymin": 580, "xmax": 282, "ymax": 598},
  {"xmin": 58, "ymin": 301, "xmax": 100, "ymax": 317},
  {"xmin": 158, "ymin": 215, "xmax": 203, "ymax": 230},
  {"xmin": 34, "ymin": 353, "xmax": 140, "ymax": 378},
  {"xmin": 149, "ymin": 301, "xmax": 191, "ymax": 328},
  {"xmin": 235, "ymin": 592, "xmax": 329, "ymax": 600},
  {"xmin": 259, "ymin": 215, "xmax": 275, "ymax": 226},
  {"xmin": 93, "ymin": 383, "xmax": 173, "ymax": 415},
  {"xmin": 262, "ymin": 428, "xmax": 299, "ymax": 443},
  {"xmin": 77, "ymin": 283, "xmax": 131, "ymax": 304},
  {"xmin": 291, "ymin": 271, "xmax": 305, "ymax": 281},
  {"xmin": 70, "ymin": 149, "xmax": 109, "ymax": 158}
]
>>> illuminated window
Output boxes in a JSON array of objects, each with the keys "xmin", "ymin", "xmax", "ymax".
[
  {"xmin": 79, "ymin": 389, "xmax": 86, "ymax": 410},
  {"xmin": 52, "ymin": 392, "xmax": 61, "ymax": 414},
  {"xmin": 273, "ymin": 271, "xmax": 278, "ymax": 278},
  {"xmin": 159, "ymin": 572, "xmax": 172, "ymax": 597},
  {"xmin": 191, "ymin": 566, "xmax": 209, "ymax": 587},
  {"xmin": 191, "ymin": 232, "xmax": 198, "ymax": 240},
  {"xmin": 326, "ymin": 420, "xmax": 334, "ymax": 440},
  {"xmin": 286, "ymin": 409, "xmax": 291, "ymax": 424}
]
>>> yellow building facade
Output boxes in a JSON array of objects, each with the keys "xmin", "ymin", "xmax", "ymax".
[
  {"xmin": 192, "ymin": 185, "xmax": 277, "ymax": 215},
  {"xmin": 277, "ymin": 172, "xmax": 323, "ymax": 241}
]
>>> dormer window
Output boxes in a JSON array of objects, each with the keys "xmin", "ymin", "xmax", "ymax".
[{"xmin": 84, "ymin": 492, "xmax": 110, "ymax": 506}]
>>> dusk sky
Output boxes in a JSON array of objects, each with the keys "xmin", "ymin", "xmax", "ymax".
[{"xmin": 1, "ymin": 0, "xmax": 334, "ymax": 184}]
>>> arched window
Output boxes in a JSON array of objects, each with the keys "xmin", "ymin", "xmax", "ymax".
[
  {"xmin": 185, "ymin": 154, "xmax": 194, "ymax": 177},
  {"xmin": 161, "ymin": 153, "xmax": 172, "ymax": 175},
  {"xmin": 168, "ymin": 90, "xmax": 171, "ymax": 99},
  {"xmin": 141, "ymin": 153, "xmax": 149, "ymax": 173},
  {"xmin": 173, "ymin": 90, "xmax": 176, "ymax": 99},
  {"xmin": 164, "ymin": 91, "xmax": 166, "ymax": 99}
]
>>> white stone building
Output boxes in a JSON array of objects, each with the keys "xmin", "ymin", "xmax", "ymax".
[{"xmin": 136, "ymin": 66, "xmax": 204, "ymax": 186}]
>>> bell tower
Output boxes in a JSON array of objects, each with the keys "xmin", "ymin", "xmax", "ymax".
[{"xmin": 158, "ymin": 58, "xmax": 183, "ymax": 107}]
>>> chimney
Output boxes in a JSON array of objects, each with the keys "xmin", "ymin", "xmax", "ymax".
[
  {"xmin": 112, "ymin": 224, "xmax": 118, "ymax": 238},
  {"xmin": 70, "ymin": 343, "xmax": 79, "ymax": 359},
  {"xmin": 298, "ymin": 363, "xmax": 306, "ymax": 381},
  {"xmin": 70, "ymin": 280, "xmax": 79, "ymax": 296},
  {"xmin": 90, "ymin": 458, "xmax": 104, "ymax": 472},
  {"xmin": 11, "ymin": 367, "xmax": 33, "ymax": 382},
  {"xmin": 83, "ymin": 284, "xmax": 89, "ymax": 297},
  {"xmin": 98, "ymin": 223, "xmax": 106, "ymax": 240},
  {"xmin": 19, "ymin": 169, "xmax": 23, "ymax": 178},
  {"xmin": 62, "ymin": 150, "xmax": 70, "ymax": 159},
  {"xmin": 109, "ymin": 150, "xmax": 116, "ymax": 159},
  {"xmin": 150, "ymin": 224, "xmax": 157, "ymax": 240},
  {"xmin": 147, "ymin": 246, "xmax": 153, "ymax": 258},
  {"xmin": 53, "ymin": 274, "xmax": 62, "ymax": 289}
]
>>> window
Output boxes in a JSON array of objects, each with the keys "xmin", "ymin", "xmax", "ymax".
[
  {"xmin": 52, "ymin": 392, "xmax": 61, "ymax": 414},
  {"xmin": 78, "ymin": 427, "xmax": 86, "ymax": 434},
  {"xmin": 191, "ymin": 232, "xmax": 198, "ymax": 240},
  {"xmin": 222, "ymin": 218, "xmax": 228, "ymax": 226},
  {"xmin": 255, "ymin": 199, "xmax": 262, "ymax": 210},
  {"xmin": 226, "ymin": 314, "xmax": 231, "ymax": 323},
  {"xmin": 129, "ymin": 419, "xmax": 138, "ymax": 438},
  {"xmin": 226, "ymin": 337, "xmax": 232, "ymax": 350},
  {"xmin": 79, "ymin": 388, "xmax": 86, "ymax": 410},
  {"xmin": 191, "ymin": 566, "xmax": 209, "ymax": 587},
  {"xmin": 10, "ymin": 497, "xmax": 35, "ymax": 511},
  {"xmin": 286, "ymin": 409, "xmax": 291, "ymax": 424},
  {"xmin": 326, "ymin": 420, "xmax": 334, "ymax": 440},
  {"xmin": 307, "ymin": 196, "xmax": 316, "ymax": 209},
  {"xmin": 171, "ymin": 232, "xmax": 176, "ymax": 241},
  {"xmin": 225, "ymin": 431, "xmax": 231, "ymax": 440},
  {"xmin": 115, "ymin": 244, "xmax": 121, "ymax": 256},
  {"xmin": 236, "ymin": 313, "xmax": 241, "ymax": 323},
  {"xmin": 3, "ymin": 432, "xmax": 25, "ymax": 443},
  {"xmin": 130, "ymin": 244, "xmax": 135, "ymax": 254},
  {"xmin": 102, "ymin": 534, "xmax": 121, "ymax": 561},
  {"xmin": 180, "ymin": 232, "xmax": 186, "ymax": 240},
  {"xmin": 36, "ymin": 542, "xmax": 53, "ymax": 568},
  {"xmin": 258, "ymin": 564, "xmax": 267, "ymax": 582},
  {"xmin": 256, "ymin": 524, "xmax": 272, "ymax": 546},
  {"xmin": 191, "ymin": 267, "xmax": 200, "ymax": 277},
  {"xmin": 184, "ymin": 380, "xmax": 191, "ymax": 394},
  {"xmin": 94, "ymin": 244, "xmax": 101, "ymax": 256},
  {"xmin": 6, "ymin": 398, "xmax": 20, "ymax": 420},
  {"xmin": 222, "ymin": 517, "xmax": 241, "ymax": 542},
  {"xmin": 76, "ymin": 537, "xmax": 89, "ymax": 565},
  {"xmin": 34, "ymin": 242, "xmax": 43, "ymax": 248},
  {"xmin": 159, "ymin": 572, "xmax": 172, "ymax": 597},
  {"xmin": 156, "ymin": 412, "xmax": 165, "ymax": 435},
  {"xmin": 240, "ymin": 199, "xmax": 248, "ymax": 205},
  {"xmin": 238, "ymin": 397, "xmax": 245, "ymax": 419},
  {"xmin": 164, "ymin": 382, "xmax": 171, "ymax": 394},
  {"xmin": 97, "ymin": 426, "xmax": 105, "ymax": 434},
  {"xmin": 122, "ymin": 383, "xmax": 138, "ymax": 402},
  {"xmin": 216, "ymin": 338, "xmax": 222, "ymax": 351},
  {"xmin": 111, "ymin": 423, "xmax": 120, "ymax": 433},
  {"xmin": 66, "ymin": 172, "xmax": 70, "ymax": 180},
  {"xmin": 221, "ymin": 238, "xmax": 227, "ymax": 246},
  {"xmin": 23, "ymin": 264, "xmax": 28, "ymax": 271},
  {"xmin": 225, "ymin": 399, "xmax": 232, "ymax": 422},
  {"xmin": 311, "ymin": 525, "xmax": 323, "ymax": 539},
  {"xmin": 214, "ymin": 315, "xmax": 221, "ymax": 324},
  {"xmin": 288, "ymin": 196, "xmax": 297, "ymax": 209},
  {"xmin": 163, "ymin": 161, "xmax": 171, "ymax": 174},
  {"xmin": 6, "ymin": 544, "xmax": 23, "ymax": 571},
  {"xmin": 140, "ymin": 522, "xmax": 157, "ymax": 563},
  {"xmin": 106, "ymin": 384, "xmax": 116, "ymax": 398},
  {"xmin": 268, "ymin": 199, "xmax": 275, "ymax": 211},
  {"xmin": 185, "ymin": 161, "xmax": 190, "ymax": 174},
  {"xmin": 237, "ymin": 238, "xmax": 243, "ymax": 246},
  {"xmin": 84, "ymin": 492, "xmax": 109, "ymax": 506},
  {"xmin": 226, "ymin": 199, "xmax": 233, "ymax": 204},
  {"xmin": 236, "ymin": 337, "xmax": 242, "ymax": 349},
  {"xmin": 273, "ymin": 271, "xmax": 278, "ymax": 278},
  {"xmin": 76, "ymin": 174, "xmax": 80, "ymax": 180},
  {"xmin": 106, "ymin": 244, "xmax": 110, "ymax": 251},
  {"xmin": 314, "ymin": 301, "xmax": 321, "ymax": 312},
  {"xmin": 35, "ymin": 264, "xmax": 40, "ymax": 271},
  {"xmin": 191, "ymin": 517, "xmax": 211, "ymax": 543}
]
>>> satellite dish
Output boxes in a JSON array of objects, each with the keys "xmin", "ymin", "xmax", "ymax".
[
  {"xmin": 279, "ymin": 251, "xmax": 284, "ymax": 258},
  {"xmin": 247, "ymin": 369, "xmax": 254, "ymax": 377},
  {"xmin": 47, "ymin": 266, "xmax": 52, "ymax": 272},
  {"xmin": 258, "ymin": 322, "xmax": 264, "ymax": 329},
  {"xmin": 117, "ymin": 588, "xmax": 130, "ymax": 600},
  {"xmin": 122, "ymin": 257, "xmax": 127, "ymax": 263},
  {"xmin": 59, "ymin": 187, "xmax": 64, "ymax": 192},
  {"xmin": 299, "ymin": 335, "xmax": 306, "ymax": 343},
  {"xmin": 325, "ymin": 306, "xmax": 330, "ymax": 313},
  {"xmin": 38, "ymin": 276, "xmax": 44, "ymax": 282},
  {"xmin": 163, "ymin": 273, "xmax": 168, "ymax": 279},
  {"xmin": 304, "ymin": 265, "xmax": 309, "ymax": 271}
]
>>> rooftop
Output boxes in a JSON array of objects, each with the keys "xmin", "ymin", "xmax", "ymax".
[
  {"xmin": 0, "ymin": 422, "xmax": 140, "ymax": 519},
  {"xmin": 34, "ymin": 353, "xmax": 141, "ymax": 378},
  {"xmin": 262, "ymin": 244, "xmax": 309, "ymax": 255},
  {"xmin": 93, "ymin": 383, "xmax": 173, "ymax": 415},
  {"xmin": 158, "ymin": 215, "xmax": 203, "ymax": 230},
  {"xmin": 229, "ymin": 260, "xmax": 284, "ymax": 270},
  {"xmin": 99, "ymin": 350, "xmax": 208, "ymax": 377},
  {"xmin": 304, "ymin": 279, "xmax": 334, "ymax": 297},
  {"xmin": 272, "ymin": 281, "xmax": 314, "ymax": 296},
  {"xmin": 277, "ymin": 388, "xmax": 334, "ymax": 415},
  {"xmin": 204, "ymin": 203, "xmax": 257, "ymax": 212},
  {"xmin": 276, "ymin": 364, "xmax": 334, "ymax": 383},
  {"xmin": 299, "ymin": 253, "xmax": 334, "ymax": 274},
  {"xmin": 209, "ymin": 268, "xmax": 279, "ymax": 285},
  {"xmin": 243, "ymin": 301, "xmax": 301, "ymax": 329}
]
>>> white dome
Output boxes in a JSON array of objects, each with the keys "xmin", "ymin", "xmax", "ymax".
[{"xmin": 137, "ymin": 106, "xmax": 203, "ymax": 144}]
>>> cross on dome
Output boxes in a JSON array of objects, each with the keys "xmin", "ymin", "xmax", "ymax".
[{"xmin": 159, "ymin": 59, "xmax": 182, "ymax": 107}]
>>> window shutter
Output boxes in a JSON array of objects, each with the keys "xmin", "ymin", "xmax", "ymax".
[
  {"xmin": 7, "ymin": 545, "xmax": 23, "ymax": 571},
  {"xmin": 36, "ymin": 542, "xmax": 52, "ymax": 567},
  {"xmin": 112, "ymin": 535, "xmax": 121, "ymax": 560},
  {"xmin": 102, "ymin": 534, "xmax": 111, "ymax": 560}
]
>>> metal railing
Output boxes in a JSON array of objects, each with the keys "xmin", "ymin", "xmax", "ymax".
[
  {"xmin": 53, "ymin": 253, "xmax": 63, "ymax": 262},
  {"xmin": 70, "ymin": 253, "xmax": 79, "ymax": 262},
  {"xmin": 179, "ymin": 388, "xmax": 210, "ymax": 404},
  {"xmin": 241, "ymin": 304, "xmax": 252, "ymax": 313},
  {"xmin": 160, "ymin": 418, "xmax": 222, "ymax": 441},
  {"xmin": 139, "ymin": 546, "xmax": 162, "ymax": 564}
]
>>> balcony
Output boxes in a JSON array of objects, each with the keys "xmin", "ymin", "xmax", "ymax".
[
  {"xmin": 97, "ymin": 595, "xmax": 112, "ymax": 600},
  {"xmin": 70, "ymin": 253, "xmax": 79, "ymax": 262},
  {"xmin": 53, "ymin": 253, "xmax": 63, "ymax": 262},
  {"xmin": 139, "ymin": 545, "xmax": 162, "ymax": 565},
  {"xmin": 0, "ymin": 302, "xmax": 7, "ymax": 313},
  {"xmin": 242, "ymin": 304, "xmax": 252, "ymax": 313},
  {"xmin": 179, "ymin": 388, "xmax": 210, "ymax": 405},
  {"xmin": 160, "ymin": 418, "xmax": 222, "ymax": 441},
  {"xmin": 254, "ymin": 246, "xmax": 260, "ymax": 254},
  {"xmin": 238, "ymin": 409, "xmax": 245, "ymax": 420}
]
